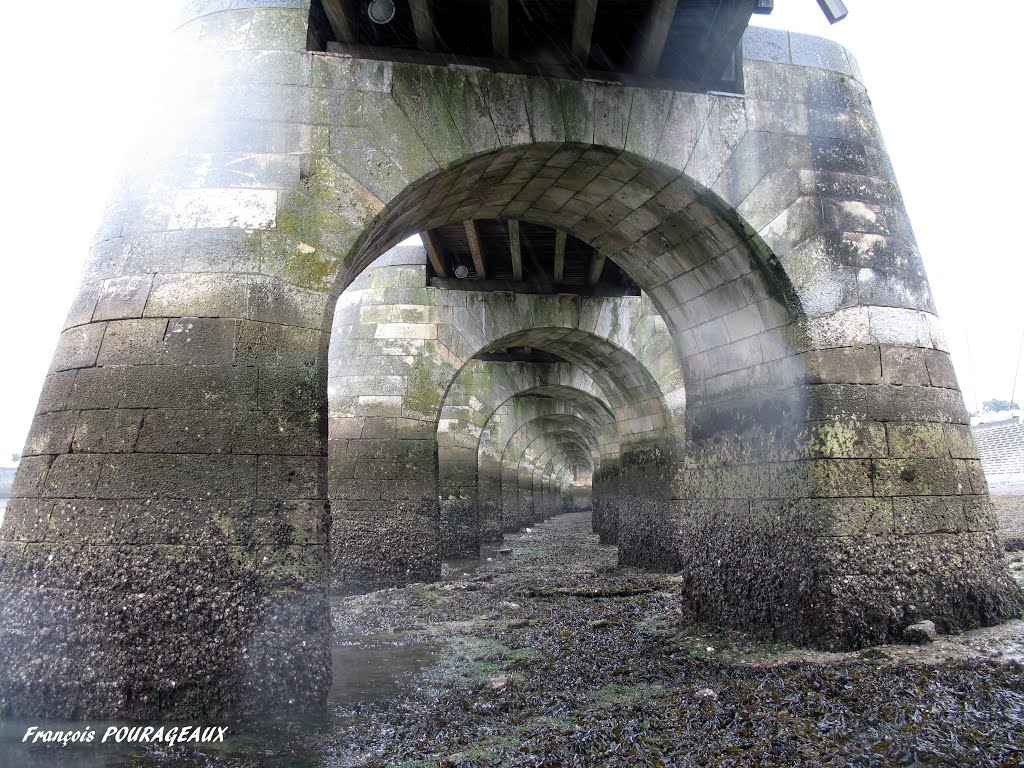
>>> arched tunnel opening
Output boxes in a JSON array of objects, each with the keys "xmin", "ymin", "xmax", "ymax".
[
  {"xmin": 328, "ymin": 235, "xmax": 689, "ymax": 592},
  {"xmin": 319, "ymin": 139, "xmax": 1017, "ymax": 653},
  {"xmin": 325, "ymin": 143, "xmax": 793, "ymax": 606},
  {"xmin": 325, "ymin": 233, "xmax": 688, "ymax": 710}
]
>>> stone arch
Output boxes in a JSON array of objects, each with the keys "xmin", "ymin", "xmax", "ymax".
[
  {"xmin": 501, "ymin": 413, "xmax": 602, "ymax": 524},
  {"xmin": 535, "ymin": 437, "xmax": 596, "ymax": 512},
  {"xmin": 439, "ymin": 368, "xmax": 613, "ymax": 554},
  {"xmin": 1, "ymin": 2, "xmax": 1018, "ymax": 720},
  {"xmin": 439, "ymin": 322, "xmax": 679, "ymax": 557},
  {"xmin": 288, "ymin": 54, "xmax": 1020, "ymax": 650},
  {"xmin": 503, "ymin": 414, "xmax": 600, "ymax": 527},
  {"xmin": 478, "ymin": 385, "xmax": 614, "ymax": 538},
  {"xmin": 310, "ymin": 139, "xmax": 804, "ymax": 402},
  {"xmin": 315, "ymin": 132, "xmax": 820, "ymax": 617},
  {"xmin": 329, "ymin": 243, "xmax": 681, "ymax": 585},
  {"xmin": 527, "ymin": 429, "xmax": 596, "ymax": 520}
]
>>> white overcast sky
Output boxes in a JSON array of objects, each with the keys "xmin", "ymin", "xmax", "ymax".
[{"xmin": 0, "ymin": 2, "xmax": 1021, "ymax": 463}]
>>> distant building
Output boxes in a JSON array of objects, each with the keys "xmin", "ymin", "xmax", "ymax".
[{"xmin": 973, "ymin": 413, "xmax": 1024, "ymax": 493}]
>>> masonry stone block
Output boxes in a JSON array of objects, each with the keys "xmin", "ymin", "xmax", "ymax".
[
  {"xmin": 92, "ymin": 275, "xmax": 154, "ymax": 321},
  {"xmin": 51, "ymin": 323, "xmax": 106, "ymax": 372},
  {"xmin": 807, "ymin": 420, "xmax": 887, "ymax": 460},
  {"xmin": 872, "ymin": 458, "xmax": 972, "ymax": 498},
  {"xmin": 922, "ymin": 348, "xmax": 959, "ymax": 389},
  {"xmin": 886, "ymin": 423, "xmax": 947, "ymax": 459},
  {"xmin": 72, "ymin": 409, "xmax": 144, "ymax": 454},
  {"xmin": 864, "ymin": 384, "xmax": 970, "ymax": 425},
  {"xmin": 40, "ymin": 455, "xmax": 104, "ymax": 499},
  {"xmin": 34, "ymin": 370, "xmax": 77, "ymax": 415},
  {"xmin": 23, "ymin": 411, "xmax": 79, "ymax": 457},
  {"xmin": 881, "ymin": 345, "xmax": 931, "ymax": 386},
  {"xmin": 146, "ymin": 274, "xmax": 248, "ymax": 318},
  {"xmin": 96, "ymin": 454, "xmax": 258, "ymax": 499},
  {"xmin": 95, "ymin": 319, "xmax": 167, "ymax": 365},
  {"xmin": 943, "ymin": 423, "xmax": 979, "ymax": 460},
  {"xmin": 165, "ymin": 318, "xmax": 240, "ymax": 365},
  {"xmin": 803, "ymin": 346, "xmax": 881, "ymax": 385},
  {"xmin": 63, "ymin": 284, "xmax": 102, "ymax": 328},
  {"xmin": 8, "ymin": 456, "xmax": 53, "ymax": 500}
]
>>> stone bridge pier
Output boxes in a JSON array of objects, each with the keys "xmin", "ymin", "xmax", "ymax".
[{"xmin": 0, "ymin": 0, "xmax": 1019, "ymax": 720}]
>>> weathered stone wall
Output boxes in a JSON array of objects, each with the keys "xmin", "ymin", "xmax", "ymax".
[
  {"xmin": 739, "ymin": 28, "xmax": 1020, "ymax": 647},
  {"xmin": 326, "ymin": 246, "xmax": 445, "ymax": 591},
  {"xmin": 0, "ymin": 2, "xmax": 1018, "ymax": 719}
]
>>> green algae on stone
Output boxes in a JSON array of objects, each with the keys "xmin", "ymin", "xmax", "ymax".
[
  {"xmin": 390, "ymin": 64, "xmax": 469, "ymax": 168},
  {"xmin": 404, "ymin": 359, "xmax": 445, "ymax": 419},
  {"xmin": 258, "ymin": 156, "xmax": 388, "ymax": 291}
]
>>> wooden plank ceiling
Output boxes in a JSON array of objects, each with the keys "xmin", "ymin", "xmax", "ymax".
[
  {"xmin": 311, "ymin": 0, "xmax": 773, "ymax": 91},
  {"xmin": 423, "ymin": 219, "xmax": 640, "ymax": 297}
]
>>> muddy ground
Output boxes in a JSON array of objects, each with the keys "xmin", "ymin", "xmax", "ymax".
[{"xmin": 6, "ymin": 511, "xmax": 1024, "ymax": 767}]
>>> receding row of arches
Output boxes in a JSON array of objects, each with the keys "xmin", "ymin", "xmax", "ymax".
[
  {"xmin": 314, "ymin": 141, "xmax": 813, "ymax": 603},
  {"xmin": 327, "ymin": 239, "xmax": 686, "ymax": 588}
]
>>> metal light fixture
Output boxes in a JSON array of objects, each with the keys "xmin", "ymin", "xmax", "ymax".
[
  {"xmin": 367, "ymin": 0, "xmax": 396, "ymax": 24},
  {"xmin": 454, "ymin": 265, "xmax": 470, "ymax": 279}
]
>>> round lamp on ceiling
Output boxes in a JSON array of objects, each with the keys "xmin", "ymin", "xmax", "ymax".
[
  {"xmin": 454, "ymin": 265, "xmax": 469, "ymax": 279},
  {"xmin": 367, "ymin": 0, "xmax": 396, "ymax": 24}
]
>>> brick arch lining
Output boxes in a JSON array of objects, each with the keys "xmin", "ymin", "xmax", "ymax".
[{"xmin": 343, "ymin": 143, "xmax": 801, "ymax": 327}]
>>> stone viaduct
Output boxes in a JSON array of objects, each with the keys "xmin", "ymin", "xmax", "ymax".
[{"xmin": 0, "ymin": 0, "xmax": 1020, "ymax": 719}]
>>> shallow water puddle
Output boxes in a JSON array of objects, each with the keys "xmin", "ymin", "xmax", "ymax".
[
  {"xmin": 441, "ymin": 544, "xmax": 506, "ymax": 578},
  {"xmin": 330, "ymin": 639, "xmax": 439, "ymax": 708}
]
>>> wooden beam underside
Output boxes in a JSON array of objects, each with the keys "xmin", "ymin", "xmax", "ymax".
[
  {"xmin": 429, "ymin": 277, "xmax": 631, "ymax": 298},
  {"xmin": 491, "ymin": 0, "xmax": 510, "ymax": 58},
  {"xmin": 588, "ymin": 251, "xmax": 606, "ymax": 285},
  {"xmin": 464, "ymin": 221, "xmax": 487, "ymax": 280},
  {"xmin": 553, "ymin": 230, "xmax": 566, "ymax": 283},
  {"xmin": 637, "ymin": 0, "xmax": 679, "ymax": 76},
  {"xmin": 699, "ymin": 0, "xmax": 759, "ymax": 83},
  {"xmin": 571, "ymin": 0, "xmax": 599, "ymax": 64},
  {"xmin": 321, "ymin": 0, "xmax": 356, "ymax": 44},
  {"xmin": 509, "ymin": 220, "xmax": 523, "ymax": 281},
  {"xmin": 422, "ymin": 229, "xmax": 447, "ymax": 277},
  {"xmin": 409, "ymin": 0, "xmax": 437, "ymax": 52}
]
